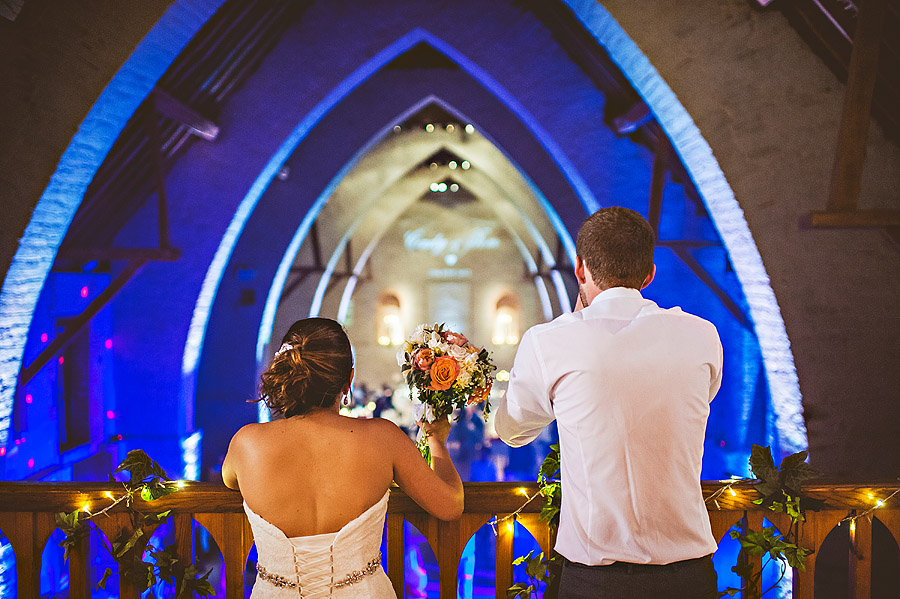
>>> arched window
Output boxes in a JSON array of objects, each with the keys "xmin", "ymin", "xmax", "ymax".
[
  {"xmin": 492, "ymin": 294, "xmax": 520, "ymax": 345},
  {"xmin": 376, "ymin": 293, "xmax": 404, "ymax": 346}
]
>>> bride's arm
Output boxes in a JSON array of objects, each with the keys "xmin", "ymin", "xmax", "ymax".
[
  {"xmin": 222, "ymin": 426, "xmax": 248, "ymax": 490},
  {"xmin": 383, "ymin": 418, "xmax": 464, "ymax": 521}
]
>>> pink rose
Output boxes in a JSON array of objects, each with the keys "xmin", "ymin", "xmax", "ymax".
[
  {"xmin": 443, "ymin": 331, "xmax": 468, "ymax": 347},
  {"xmin": 413, "ymin": 348, "xmax": 434, "ymax": 371}
]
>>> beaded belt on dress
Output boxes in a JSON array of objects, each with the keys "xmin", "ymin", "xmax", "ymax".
[{"xmin": 256, "ymin": 552, "xmax": 382, "ymax": 592}]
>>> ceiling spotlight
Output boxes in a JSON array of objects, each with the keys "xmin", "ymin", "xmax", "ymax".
[
  {"xmin": 461, "ymin": 161, "xmax": 471, "ymax": 170},
  {"xmin": 277, "ymin": 166, "xmax": 290, "ymax": 181},
  {"xmin": 465, "ymin": 124, "xmax": 475, "ymax": 134},
  {"xmin": 430, "ymin": 183, "xmax": 440, "ymax": 192},
  {"xmin": 393, "ymin": 125, "xmax": 401, "ymax": 133},
  {"xmin": 446, "ymin": 123, "xmax": 455, "ymax": 133},
  {"xmin": 448, "ymin": 161, "xmax": 457, "ymax": 169},
  {"xmin": 450, "ymin": 183, "xmax": 459, "ymax": 192},
  {"xmin": 425, "ymin": 123, "xmax": 435, "ymax": 133},
  {"xmin": 429, "ymin": 162, "xmax": 438, "ymax": 170},
  {"xmin": 438, "ymin": 182, "xmax": 448, "ymax": 192}
]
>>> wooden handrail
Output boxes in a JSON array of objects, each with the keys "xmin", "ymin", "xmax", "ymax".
[{"xmin": 0, "ymin": 481, "xmax": 897, "ymax": 598}]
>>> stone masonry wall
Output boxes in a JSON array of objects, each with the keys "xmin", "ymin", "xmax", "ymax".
[{"xmin": 604, "ymin": 0, "xmax": 900, "ymax": 477}]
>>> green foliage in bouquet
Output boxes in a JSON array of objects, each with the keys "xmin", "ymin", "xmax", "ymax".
[{"xmin": 56, "ymin": 449, "xmax": 215, "ymax": 598}]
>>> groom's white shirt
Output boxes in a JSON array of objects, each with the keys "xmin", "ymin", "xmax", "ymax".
[{"xmin": 496, "ymin": 287, "xmax": 722, "ymax": 565}]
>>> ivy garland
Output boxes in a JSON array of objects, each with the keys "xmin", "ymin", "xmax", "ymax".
[
  {"xmin": 56, "ymin": 449, "xmax": 215, "ymax": 597},
  {"xmin": 508, "ymin": 444, "xmax": 819, "ymax": 599}
]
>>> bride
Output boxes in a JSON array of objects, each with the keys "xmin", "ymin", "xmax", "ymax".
[{"xmin": 223, "ymin": 317, "xmax": 463, "ymax": 598}]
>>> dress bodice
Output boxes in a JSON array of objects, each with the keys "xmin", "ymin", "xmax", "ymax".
[{"xmin": 244, "ymin": 490, "xmax": 396, "ymax": 598}]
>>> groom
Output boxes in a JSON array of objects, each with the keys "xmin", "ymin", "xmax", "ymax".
[{"xmin": 495, "ymin": 207, "xmax": 722, "ymax": 598}]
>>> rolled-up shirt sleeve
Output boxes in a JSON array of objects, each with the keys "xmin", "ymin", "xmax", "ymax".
[
  {"xmin": 709, "ymin": 332, "xmax": 724, "ymax": 403},
  {"xmin": 495, "ymin": 328, "xmax": 555, "ymax": 447}
]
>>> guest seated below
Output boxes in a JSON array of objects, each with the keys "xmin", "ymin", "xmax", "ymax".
[{"xmin": 223, "ymin": 317, "xmax": 463, "ymax": 598}]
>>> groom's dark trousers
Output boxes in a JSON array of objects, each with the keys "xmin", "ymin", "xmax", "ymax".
[{"xmin": 558, "ymin": 555, "xmax": 717, "ymax": 599}]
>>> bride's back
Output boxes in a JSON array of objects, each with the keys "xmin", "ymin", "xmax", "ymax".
[
  {"xmin": 223, "ymin": 316, "xmax": 464, "ymax": 549},
  {"xmin": 226, "ymin": 411, "xmax": 397, "ymax": 537}
]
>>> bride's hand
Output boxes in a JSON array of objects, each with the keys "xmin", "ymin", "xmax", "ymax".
[{"xmin": 417, "ymin": 416, "xmax": 451, "ymax": 444}]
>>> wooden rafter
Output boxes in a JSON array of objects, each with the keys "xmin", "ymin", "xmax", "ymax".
[{"xmin": 19, "ymin": 260, "xmax": 147, "ymax": 386}]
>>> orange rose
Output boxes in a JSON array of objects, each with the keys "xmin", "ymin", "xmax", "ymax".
[{"xmin": 428, "ymin": 356, "xmax": 459, "ymax": 391}]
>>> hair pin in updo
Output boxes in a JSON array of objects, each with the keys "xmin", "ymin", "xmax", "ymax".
[{"xmin": 274, "ymin": 343, "xmax": 294, "ymax": 357}]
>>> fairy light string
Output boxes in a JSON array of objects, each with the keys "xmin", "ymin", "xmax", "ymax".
[
  {"xmin": 79, "ymin": 479, "xmax": 185, "ymax": 520},
  {"xmin": 489, "ymin": 487, "xmax": 544, "ymax": 536},
  {"xmin": 704, "ymin": 476, "xmax": 751, "ymax": 510},
  {"xmin": 839, "ymin": 480, "xmax": 900, "ymax": 532}
]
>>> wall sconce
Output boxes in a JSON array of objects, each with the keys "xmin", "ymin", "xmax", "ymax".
[
  {"xmin": 376, "ymin": 293, "xmax": 404, "ymax": 346},
  {"xmin": 492, "ymin": 294, "xmax": 520, "ymax": 345}
]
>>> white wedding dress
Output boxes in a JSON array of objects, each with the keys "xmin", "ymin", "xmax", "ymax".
[{"xmin": 244, "ymin": 490, "xmax": 397, "ymax": 598}]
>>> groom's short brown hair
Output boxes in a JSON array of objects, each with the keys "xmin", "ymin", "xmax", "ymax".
[{"xmin": 576, "ymin": 207, "xmax": 655, "ymax": 290}]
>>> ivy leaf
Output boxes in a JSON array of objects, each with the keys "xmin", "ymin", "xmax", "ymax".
[
  {"xmin": 779, "ymin": 451, "xmax": 818, "ymax": 496},
  {"xmin": 506, "ymin": 582, "xmax": 532, "ymax": 599},
  {"xmin": 524, "ymin": 552, "xmax": 547, "ymax": 582},
  {"xmin": 115, "ymin": 527, "xmax": 145, "ymax": 558},
  {"xmin": 153, "ymin": 544, "xmax": 180, "ymax": 583},
  {"xmin": 143, "ymin": 510, "xmax": 172, "ymax": 526},
  {"xmin": 141, "ymin": 483, "xmax": 179, "ymax": 502},
  {"xmin": 749, "ymin": 445, "xmax": 780, "ymax": 499},
  {"xmin": 96, "ymin": 567, "xmax": 113, "ymax": 590},
  {"xmin": 512, "ymin": 550, "xmax": 534, "ymax": 566},
  {"xmin": 179, "ymin": 565, "xmax": 216, "ymax": 598}
]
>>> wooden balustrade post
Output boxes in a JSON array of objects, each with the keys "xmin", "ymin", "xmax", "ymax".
[
  {"xmin": 793, "ymin": 510, "xmax": 846, "ymax": 599},
  {"xmin": 3, "ymin": 512, "xmax": 39, "ymax": 599},
  {"xmin": 744, "ymin": 511, "xmax": 765, "ymax": 595},
  {"xmin": 495, "ymin": 515, "xmax": 514, "ymax": 599},
  {"xmin": 173, "ymin": 513, "xmax": 194, "ymax": 582},
  {"xmin": 220, "ymin": 514, "xmax": 247, "ymax": 599},
  {"xmin": 849, "ymin": 515, "xmax": 872, "ymax": 599},
  {"xmin": 385, "ymin": 514, "xmax": 406, "ymax": 598},
  {"xmin": 68, "ymin": 530, "xmax": 91, "ymax": 599},
  {"xmin": 437, "ymin": 519, "xmax": 462, "ymax": 599}
]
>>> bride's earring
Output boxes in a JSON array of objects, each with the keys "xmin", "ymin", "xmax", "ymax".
[{"xmin": 341, "ymin": 393, "xmax": 351, "ymax": 407}]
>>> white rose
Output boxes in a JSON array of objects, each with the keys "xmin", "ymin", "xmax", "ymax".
[
  {"xmin": 410, "ymin": 324, "xmax": 426, "ymax": 345},
  {"xmin": 427, "ymin": 331, "xmax": 442, "ymax": 348},
  {"xmin": 448, "ymin": 344, "xmax": 468, "ymax": 360},
  {"xmin": 456, "ymin": 370, "xmax": 473, "ymax": 388},
  {"xmin": 396, "ymin": 347, "xmax": 408, "ymax": 366}
]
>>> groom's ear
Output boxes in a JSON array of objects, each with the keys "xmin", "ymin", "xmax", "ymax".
[
  {"xmin": 574, "ymin": 256, "xmax": 587, "ymax": 285},
  {"xmin": 640, "ymin": 264, "xmax": 656, "ymax": 290}
]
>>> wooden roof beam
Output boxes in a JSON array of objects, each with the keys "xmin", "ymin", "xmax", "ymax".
[{"xmin": 152, "ymin": 89, "xmax": 220, "ymax": 142}]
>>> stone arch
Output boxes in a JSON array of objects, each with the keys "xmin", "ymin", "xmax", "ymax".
[
  {"xmin": 0, "ymin": 0, "xmax": 806, "ymax": 470},
  {"xmin": 0, "ymin": 0, "xmax": 224, "ymax": 446}
]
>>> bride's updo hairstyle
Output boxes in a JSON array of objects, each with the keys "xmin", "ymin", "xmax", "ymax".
[{"xmin": 258, "ymin": 318, "xmax": 353, "ymax": 417}]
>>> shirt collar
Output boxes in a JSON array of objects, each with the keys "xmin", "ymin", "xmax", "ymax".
[{"xmin": 587, "ymin": 286, "xmax": 644, "ymax": 305}]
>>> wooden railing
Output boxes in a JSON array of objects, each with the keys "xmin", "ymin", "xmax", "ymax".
[{"xmin": 0, "ymin": 481, "xmax": 897, "ymax": 598}]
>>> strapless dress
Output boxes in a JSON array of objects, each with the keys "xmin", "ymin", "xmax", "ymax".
[{"xmin": 244, "ymin": 490, "xmax": 396, "ymax": 598}]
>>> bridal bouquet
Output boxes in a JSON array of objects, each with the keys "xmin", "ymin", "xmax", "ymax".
[{"xmin": 397, "ymin": 323, "xmax": 496, "ymax": 425}]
